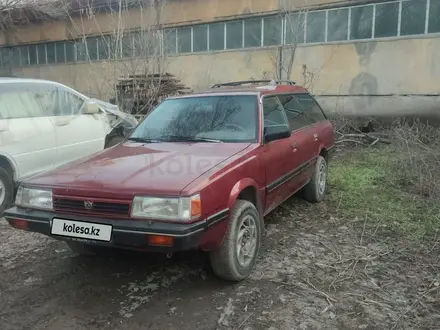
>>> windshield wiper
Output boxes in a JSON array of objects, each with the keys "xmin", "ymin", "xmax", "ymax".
[
  {"xmin": 127, "ymin": 137, "xmax": 162, "ymax": 143},
  {"xmin": 158, "ymin": 135, "xmax": 222, "ymax": 143}
]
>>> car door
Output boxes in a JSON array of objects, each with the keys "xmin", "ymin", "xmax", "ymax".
[
  {"xmin": 261, "ymin": 95, "xmax": 302, "ymax": 213},
  {"xmin": 50, "ymin": 86, "xmax": 107, "ymax": 167},
  {"xmin": 0, "ymin": 82, "xmax": 57, "ymax": 180},
  {"xmin": 295, "ymin": 94, "xmax": 334, "ymax": 154},
  {"xmin": 278, "ymin": 94, "xmax": 316, "ymax": 189}
]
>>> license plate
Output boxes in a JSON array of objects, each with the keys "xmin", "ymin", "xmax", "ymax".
[{"xmin": 51, "ymin": 218, "xmax": 112, "ymax": 242}]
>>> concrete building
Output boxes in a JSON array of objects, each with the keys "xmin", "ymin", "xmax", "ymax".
[{"xmin": 1, "ymin": 0, "xmax": 439, "ymax": 115}]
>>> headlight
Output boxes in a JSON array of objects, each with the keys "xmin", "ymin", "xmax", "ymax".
[
  {"xmin": 15, "ymin": 186, "xmax": 53, "ymax": 210},
  {"xmin": 131, "ymin": 194, "xmax": 201, "ymax": 221}
]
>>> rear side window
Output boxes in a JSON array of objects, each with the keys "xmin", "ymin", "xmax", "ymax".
[
  {"xmin": 0, "ymin": 83, "xmax": 54, "ymax": 119},
  {"xmin": 295, "ymin": 94, "xmax": 326, "ymax": 123},
  {"xmin": 277, "ymin": 94, "xmax": 310, "ymax": 131}
]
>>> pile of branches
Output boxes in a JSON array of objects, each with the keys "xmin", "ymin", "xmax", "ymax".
[{"xmin": 331, "ymin": 115, "xmax": 391, "ymax": 147}]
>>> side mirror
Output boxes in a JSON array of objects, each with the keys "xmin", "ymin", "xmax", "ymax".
[
  {"xmin": 83, "ymin": 102, "xmax": 100, "ymax": 114},
  {"xmin": 264, "ymin": 125, "xmax": 291, "ymax": 143}
]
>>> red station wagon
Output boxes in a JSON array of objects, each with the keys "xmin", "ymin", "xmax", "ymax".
[{"xmin": 5, "ymin": 80, "xmax": 335, "ymax": 281}]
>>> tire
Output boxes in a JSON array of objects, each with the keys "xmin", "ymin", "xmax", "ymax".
[
  {"xmin": 209, "ymin": 200, "xmax": 261, "ymax": 281},
  {"xmin": 0, "ymin": 167, "xmax": 14, "ymax": 215},
  {"xmin": 303, "ymin": 155, "xmax": 328, "ymax": 203}
]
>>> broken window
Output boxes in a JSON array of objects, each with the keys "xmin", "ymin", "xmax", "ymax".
[
  {"xmin": 306, "ymin": 11, "xmax": 326, "ymax": 43},
  {"xmin": 350, "ymin": 5, "xmax": 373, "ymax": 40},
  {"xmin": 327, "ymin": 8, "xmax": 348, "ymax": 42}
]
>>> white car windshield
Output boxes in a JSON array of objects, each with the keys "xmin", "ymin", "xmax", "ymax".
[{"xmin": 129, "ymin": 95, "xmax": 258, "ymax": 143}]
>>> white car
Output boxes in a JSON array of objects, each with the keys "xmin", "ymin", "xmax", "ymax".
[{"xmin": 0, "ymin": 78, "xmax": 138, "ymax": 213}]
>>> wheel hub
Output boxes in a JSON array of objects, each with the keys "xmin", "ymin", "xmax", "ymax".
[{"xmin": 236, "ymin": 215, "xmax": 257, "ymax": 267}]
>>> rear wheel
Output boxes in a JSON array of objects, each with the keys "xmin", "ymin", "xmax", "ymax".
[
  {"xmin": 209, "ymin": 200, "xmax": 261, "ymax": 281},
  {"xmin": 303, "ymin": 155, "xmax": 328, "ymax": 203},
  {"xmin": 0, "ymin": 167, "xmax": 14, "ymax": 215}
]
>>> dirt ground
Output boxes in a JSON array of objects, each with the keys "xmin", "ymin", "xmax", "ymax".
[{"xmin": 1, "ymin": 149, "xmax": 440, "ymax": 330}]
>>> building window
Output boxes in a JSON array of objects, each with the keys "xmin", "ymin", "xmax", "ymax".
[
  {"xmin": 429, "ymin": 0, "xmax": 440, "ymax": 33},
  {"xmin": 285, "ymin": 13, "xmax": 305, "ymax": 45},
  {"xmin": 55, "ymin": 42, "xmax": 65, "ymax": 63},
  {"xmin": 121, "ymin": 34, "xmax": 133, "ymax": 58},
  {"xmin": 20, "ymin": 46, "xmax": 29, "ymax": 66},
  {"xmin": 209, "ymin": 23, "xmax": 225, "ymax": 51},
  {"xmin": 401, "ymin": 0, "xmax": 427, "ymax": 36},
  {"xmin": 306, "ymin": 11, "xmax": 326, "ymax": 43},
  {"xmin": 46, "ymin": 43, "xmax": 56, "ymax": 64},
  {"xmin": 263, "ymin": 16, "xmax": 282, "ymax": 46},
  {"xmin": 350, "ymin": 5, "xmax": 374, "ymax": 40},
  {"xmin": 327, "ymin": 8, "xmax": 348, "ymax": 42},
  {"xmin": 75, "ymin": 41, "xmax": 87, "ymax": 61},
  {"xmin": 164, "ymin": 29, "xmax": 177, "ymax": 54},
  {"xmin": 226, "ymin": 20, "xmax": 243, "ymax": 49},
  {"xmin": 193, "ymin": 25, "xmax": 208, "ymax": 52},
  {"xmin": 244, "ymin": 18, "xmax": 261, "ymax": 48},
  {"xmin": 37, "ymin": 44, "xmax": 46, "ymax": 65},
  {"xmin": 65, "ymin": 42, "xmax": 75, "ymax": 62},
  {"xmin": 87, "ymin": 37, "xmax": 98, "ymax": 60},
  {"xmin": 29, "ymin": 44, "xmax": 38, "ymax": 65},
  {"xmin": 177, "ymin": 27, "xmax": 191, "ymax": 53},
  {"xmin": 375, "ymin": 2, "xmax": 399, "ymax": 38}
]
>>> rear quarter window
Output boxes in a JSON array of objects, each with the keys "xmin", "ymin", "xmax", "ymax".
[{"xmin": 295, "ymin": 94, "xmax": 326, "ymax": 123}]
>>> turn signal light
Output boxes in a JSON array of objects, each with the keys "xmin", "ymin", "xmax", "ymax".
[
  {"xmin": 190, "ymin": 196, "xmax": 202, "ymax": 218},
  {"xmin": 148, "ymin": 235, "xmax": 174, "ymax": 247}
]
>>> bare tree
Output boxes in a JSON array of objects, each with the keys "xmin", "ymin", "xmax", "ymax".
[
  {"xmin": 0, "ymin": 0, "xmax": 66, "ymax": 31},
  {"xmin": 62, "ymin": 0, "xmax": 176, "ymax": 114}
]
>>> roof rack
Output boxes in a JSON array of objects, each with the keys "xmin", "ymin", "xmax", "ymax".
[{"xmin": 211, "ymin": 80, "xmax": 296, "ymax": 88}]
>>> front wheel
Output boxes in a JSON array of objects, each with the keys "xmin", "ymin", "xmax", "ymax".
[
  {"xmin": 209, "ymin": 200, "xmax": 261, "ymax": 281},
  {"xmin": 0, "ymin": 167, "xmax": 14, "ymax": 215}
]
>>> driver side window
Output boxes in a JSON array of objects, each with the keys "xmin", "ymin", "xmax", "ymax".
[
  {"xmin": 262, "ymin": 96, "xmax": 289, "ymax": 128},
  {"xmin": 54, "ymin": 89, "xmax": 85, "ymax": 116}
]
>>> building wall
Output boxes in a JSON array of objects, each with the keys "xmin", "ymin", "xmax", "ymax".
[
  {"xmin": 11, "ymin": 36, "xmax": 440, "ymax": 96},
  {"xmin": 2, "ymin": 0, "xmax": 440, "ymax": 116}
]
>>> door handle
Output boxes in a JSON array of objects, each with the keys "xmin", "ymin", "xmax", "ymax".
[
  {"xmin": 313, "ymin": 133, "xmax": 318, "ymax": 141},
  {"xmin": 291, "ymin": 143, "xmax": 297, "ymax": 152},
  {"xmin": 54, "ymin": 121, "xmax": 70, "ymax": 127}
]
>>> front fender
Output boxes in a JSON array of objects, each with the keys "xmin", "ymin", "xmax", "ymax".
[{"xmin": 199, "ymin": 178, "xmax": 263, "ymax": 251}]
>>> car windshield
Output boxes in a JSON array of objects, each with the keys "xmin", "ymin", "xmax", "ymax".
[{"xmin": 129, "ymin": 95, "xmax": 258, "ymax": 143}]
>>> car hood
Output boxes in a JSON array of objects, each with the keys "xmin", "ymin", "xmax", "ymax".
[{"xmin": 25, "ymin": 142, "xmax": 252, "ymax": 197}]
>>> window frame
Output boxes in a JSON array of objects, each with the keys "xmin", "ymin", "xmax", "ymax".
[{"xmin": 261, "ymin": 94, "xmax": 291, "ymax": 143}]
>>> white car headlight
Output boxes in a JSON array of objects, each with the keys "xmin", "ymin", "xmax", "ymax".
[
  {"xmin": 15, "ymin": 186, "xmax": 53, "ymax": 210},
  {"xmin": 131, "ymin": 194, "xmax": 201, "ymax": 221}
]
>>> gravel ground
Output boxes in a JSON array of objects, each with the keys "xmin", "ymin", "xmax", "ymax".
[{"xmin": 1, "ymin": 191, "xmax": 439, "ymax": 330}]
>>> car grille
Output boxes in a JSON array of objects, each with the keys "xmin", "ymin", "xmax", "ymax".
[{"xmin": 53, "ymin": 198, "xmax": 130, "ymax": 216}]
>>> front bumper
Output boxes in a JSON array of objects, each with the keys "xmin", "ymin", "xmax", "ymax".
[{"xmin": 4, "ymin": 207, "xmax": 229, "ymax": 252}]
